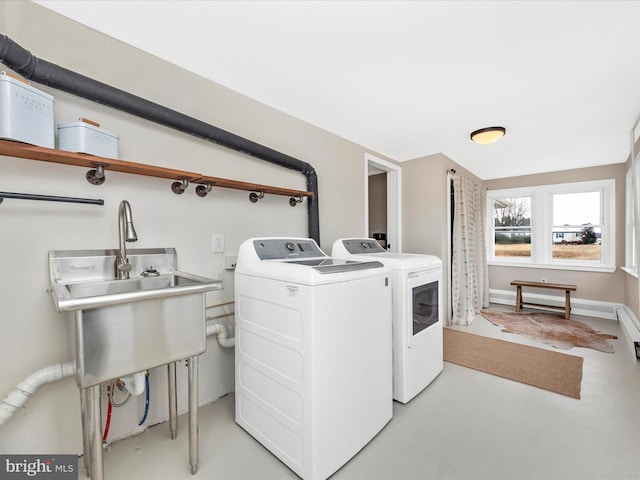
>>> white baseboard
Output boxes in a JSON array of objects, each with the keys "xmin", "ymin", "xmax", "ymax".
[
  {"xmin": 614, "ymin": 305, "xmax": 640, "ymax": 359},
  {"xmin": 489, "ymin": 288, "xmax": 618, "ymax": 320}
]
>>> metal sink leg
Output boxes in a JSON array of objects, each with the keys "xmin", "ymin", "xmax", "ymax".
[
  {"xmin": 168, "ymin": 362, "xmax": 178, "ymax": 440},
  {"xmin": 79, "ymin": 389, "xmax": 91, "ymax": 478},
  {"xmin": 87, "ymin": 385, "xmax": 104, "ymax": 480},
  {"xmin": 188, "ymin": 356, "xmax": 198, "ymax": 475},
  {"xmin": 78, "ymin": 361, "xmax": 197, "ymax": 478}
]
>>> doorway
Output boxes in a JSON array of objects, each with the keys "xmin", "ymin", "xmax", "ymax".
[{"xmin": 365, "ymin": 153, "xmax": 402, "ymax": 253}]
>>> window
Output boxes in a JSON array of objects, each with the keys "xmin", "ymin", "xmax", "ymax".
[
  {"xmin": 493, "ymin": 196, "xmax": 531, "ymax": 259},
  {"xmin": 552, "ymin": 191, "xmax": 602, "ymax": 262},
  {"xmin": 487, "ymin": 179, "xmax": 615, "ymax": 272}
]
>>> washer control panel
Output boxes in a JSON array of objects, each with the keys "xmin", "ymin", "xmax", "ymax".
[{"xmin": 253, "ymin": 239, "xmax": 326, "ymax": 260}]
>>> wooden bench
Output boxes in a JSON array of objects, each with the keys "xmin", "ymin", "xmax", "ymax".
[{"xmin": 510, "ymin": 280, "xmax": 577, "ymax": 320}]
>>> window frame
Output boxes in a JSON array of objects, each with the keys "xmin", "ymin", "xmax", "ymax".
[
  {"xmin": 486, "ymin": 179, "xmax": 616, "ymax": 272},
  {"xmin": 492, "ymin": 194, "xmax": 533, "ymax": 263},
  {"xmin": 624, "ymin": 168, "xmax": 638, "ymax": 277}
]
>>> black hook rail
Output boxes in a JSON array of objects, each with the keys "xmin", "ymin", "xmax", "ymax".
[{"xmin": 0, "ymin": 191, "xmax": 104, "ymax": 205}]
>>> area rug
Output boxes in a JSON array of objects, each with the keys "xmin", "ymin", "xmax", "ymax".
[
  {"xmin": 480, "ymin": 309, "xmax": 617, "ymax": 353},
  {"xmin": 443, "ymin": 328, "xmax": 583, "ymax": 398}
]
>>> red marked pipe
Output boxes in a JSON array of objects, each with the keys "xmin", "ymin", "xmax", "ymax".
[{"xmin": 102, "ymin": 397, "xmax": 113, "ymax": 443}]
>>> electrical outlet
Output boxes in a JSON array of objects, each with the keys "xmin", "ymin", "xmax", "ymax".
[{"xmin": 212, "ymin": 233, "xmax": 225, "ymax": 253}]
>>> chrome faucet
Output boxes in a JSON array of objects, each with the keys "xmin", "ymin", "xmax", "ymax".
[{"xmin": 116, "ymin": 200, "xmax": 138, "ymax": 279}]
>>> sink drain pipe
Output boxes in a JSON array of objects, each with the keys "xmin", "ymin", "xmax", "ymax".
[
  {"xmin": 0, "ymin": 361, "xmax": 75, "ymax": 426},
  {"xmin": 206, "ymin": 321, "xmax": 235, "ymax": 348},
  {"xmin": 206, "ymin": 301, "xmax": 235, "ymax": 348},
  {"xmin": 0, "ymin": 34, "xmax": 320, "ymax": 243}
]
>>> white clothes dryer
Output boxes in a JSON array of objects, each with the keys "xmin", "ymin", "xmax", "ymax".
[
  {"xmin": 234, "ymin": 237, "xmax": 393, "ymax": 480},
  {"xmin": 332, "ymin": 238, "xmax": 443, "ymax": 404}
]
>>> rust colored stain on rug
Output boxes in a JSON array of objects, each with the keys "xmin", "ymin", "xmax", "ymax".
[{"xmin": 481, "ymin": 309, "xmax": 617, "ymax": 353}]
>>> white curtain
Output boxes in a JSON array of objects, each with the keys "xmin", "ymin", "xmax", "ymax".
[{"xmin": 450, "ymin": 174, "xmax": 489, "ymax": 325}]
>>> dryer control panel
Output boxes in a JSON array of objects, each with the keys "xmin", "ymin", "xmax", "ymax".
[
  {"xmin": 341, "ymin": 239, "xmax": 386, "ymax": 254},
  {"xmin": 253, "ymin": 239, "xmax": 326, "ymax": 260}
]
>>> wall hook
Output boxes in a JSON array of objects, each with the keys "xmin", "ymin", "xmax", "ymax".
[
  {"xmin": 249, "ymin": 191, "xmax": 265, "ymax": 203},
  {"xmin": 171, "ymin": 178, "xmax": 190, "ymax": 195},
  {"xmin": 86, "ymin": 164, "xmax": 106, "ymax": 185},
  {"xmin": 195, "ymin": 182, "xmax": 213, "ymax": 198},
  {"xmin": 289, "ymin": 196, "xmax": 303, "ymax": 207}
]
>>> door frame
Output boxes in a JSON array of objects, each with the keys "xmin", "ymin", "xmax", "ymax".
[{"xmin": 365, "ymin": 153, "xmax": 402, "ymax": 253}]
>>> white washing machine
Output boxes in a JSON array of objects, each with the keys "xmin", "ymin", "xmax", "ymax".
[
  {"xmin": 332, "ymin": 238, "xmax": 443, "ymax": 404},
  {"xmin": 234, "ymin": 237, "xmax": 393, "ymax": 480}
]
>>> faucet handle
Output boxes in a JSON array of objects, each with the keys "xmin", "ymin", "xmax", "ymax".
[{"xmin": 117, "ymin": 262, "xmax": 133, "ymax": 273}]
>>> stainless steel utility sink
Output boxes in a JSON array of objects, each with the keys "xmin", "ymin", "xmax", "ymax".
[
  {"xmin": 49, "ymin": 248, "xmax": 222, "ymax": 388},
  {"xmin": 53, "ymin": 271, "xmax": 217, "ymax": 312}
]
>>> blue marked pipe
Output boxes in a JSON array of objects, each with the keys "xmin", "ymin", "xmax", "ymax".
[{"xmin": 138, "ymin": 374, "xmax": 150, "ymax": 426}]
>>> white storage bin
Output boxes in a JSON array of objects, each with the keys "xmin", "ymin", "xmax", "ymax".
[
  {"xmin": 58, "ymin": 119, "xmax": 119, "ymax": 159},
  {"xmin": 0, "ymin": 71, "xmax": 55, "ymax": 148}
]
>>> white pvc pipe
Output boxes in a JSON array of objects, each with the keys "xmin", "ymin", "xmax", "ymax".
[
  {"xmin": 0, "ymin": 361, "xmax": 75, "ymax": 426},
  {"xmin": 205, "ymin": 321, "xmax": 235, "ymax": 348}
]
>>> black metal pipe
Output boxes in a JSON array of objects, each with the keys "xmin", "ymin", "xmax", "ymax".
[
  {"xmin": 0, "ymin": 191, "xmax": 104, "ymax": 205},
  {"xmin": 0, "ymin": 34, "xmax": 320, "ymax": 242}
]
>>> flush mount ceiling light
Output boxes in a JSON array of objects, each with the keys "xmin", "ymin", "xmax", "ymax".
[{"xmin": 470, "ymin": 126, "xmax": 506, "ymax": 144}]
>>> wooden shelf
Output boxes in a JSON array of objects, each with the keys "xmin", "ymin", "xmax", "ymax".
[
  {"xmin": 0, "ymin": 140, "xmax": 201, "ymax": 181},
  {"xmin": 195, "ymin": 175, "xmax": 311, "ymax": 198},
  {"xmin": 0, "ymin": 139, "xmax": 312, "ymax": 198}
]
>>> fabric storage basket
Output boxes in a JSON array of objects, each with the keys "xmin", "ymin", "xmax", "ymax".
[
  {"xmin": 0, "ymin": 71, "xmax": 55, "ymax": 148},
  {"xmin": 57, "ymin": 118, "xmax": 119, "ymax": 159}
]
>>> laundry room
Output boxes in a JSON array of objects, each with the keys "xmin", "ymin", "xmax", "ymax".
[
  {"xmin": 0, "ymin": 0, "xmax": 452, "ymax": 463},
  {"xmin": 2, "ymin": 2, "xmax": 640, "ymax": 480}
]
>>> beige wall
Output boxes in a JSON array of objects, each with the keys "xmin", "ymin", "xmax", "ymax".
[
  {"xmin": 402, "ymin": 155, "xmax": 631, "ymax": 318},
  {"xmin": 401, "ymin": 152, "xmax": 483, "ymax": 316},
  {"xmin": 402, "ymin": 152, "xmax": 483, "ymax": 257},
  {"xmin": 0, "ymin": 1, "xmax": 393, "ymax": 454},
  {"xmin": 485, "ymin": 163, "xmax": 627, "ymax": 304}
]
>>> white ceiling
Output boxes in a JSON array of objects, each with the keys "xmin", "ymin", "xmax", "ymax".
[{"xmin": 34, "ymin": 0, "xmax": 640, "ymax": 180}]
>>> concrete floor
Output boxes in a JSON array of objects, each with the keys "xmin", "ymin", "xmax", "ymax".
[{"xmin": 83, "ymin": 307, "xmax": 640, "ymax": 480}]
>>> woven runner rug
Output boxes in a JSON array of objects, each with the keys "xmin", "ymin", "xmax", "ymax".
[{"xmin": 443, "ymin": 327, "xmax": 583, "ymax": 398}]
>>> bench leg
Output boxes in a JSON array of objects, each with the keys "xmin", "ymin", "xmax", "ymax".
[
  {"xmin": 515, "ymin": 285, "xmax": 522, "ymax": 313},
  {"xmin": 565, "ymin": 290, "xmax": 571, "ymax": 320}
]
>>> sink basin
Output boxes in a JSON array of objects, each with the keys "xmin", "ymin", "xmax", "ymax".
[
  {"xmin": 66, "ymin": 274, "xmax": 191, "ymax": 297},
  {"xmin": 49, "ymin": 248, "xmax": 223, "ymax": 388},
  {"xmin": 53, "ymin": 271, "xmax": 217, "ymax": 312}
]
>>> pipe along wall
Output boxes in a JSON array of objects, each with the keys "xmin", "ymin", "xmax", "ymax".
[{"xmin": 0, "ymin": 34, "xmax": 320, "ymax": 242}]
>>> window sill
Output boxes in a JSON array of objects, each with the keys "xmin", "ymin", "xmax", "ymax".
[
  {"xmin": 488, "ymin": 260, "xmax": 616, "ymax": 273},
  {"xmin": 621, "ymin": 266, "xmax": 638, "ymax": 278}
]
